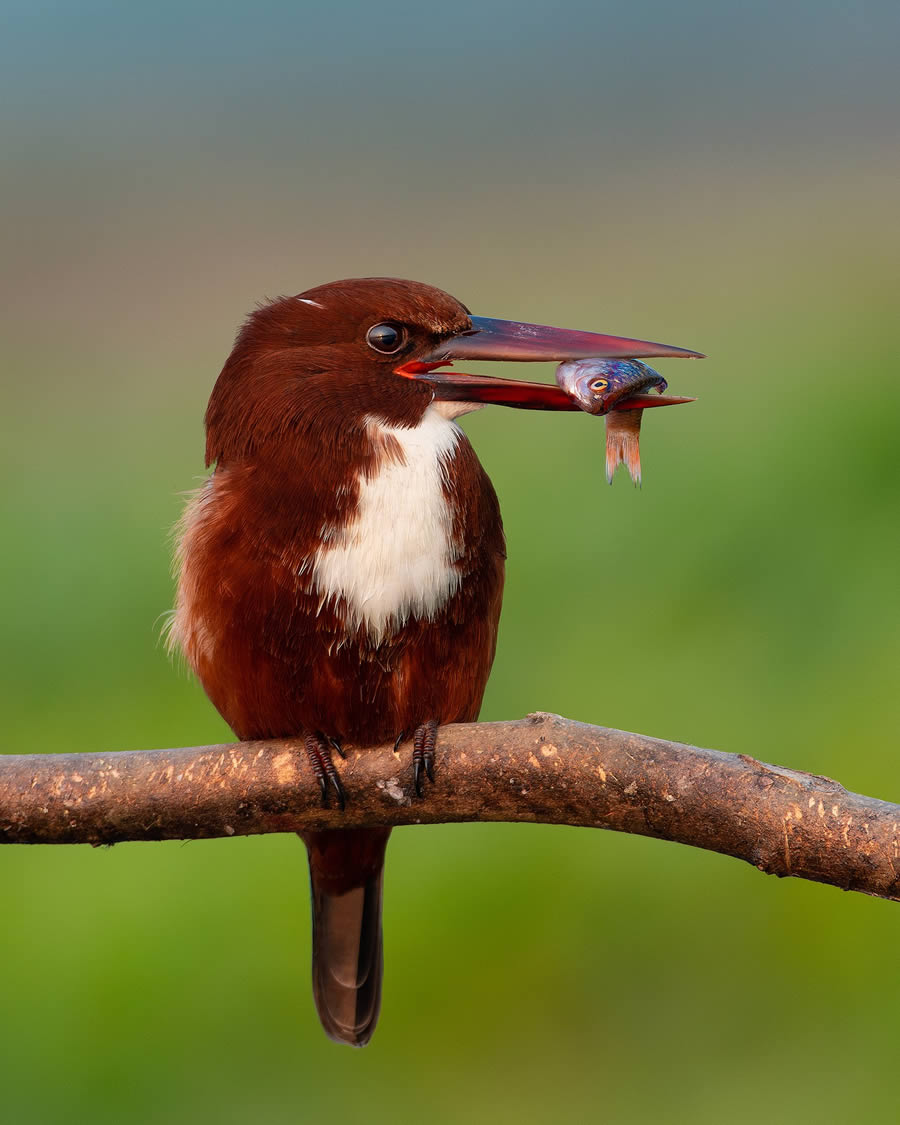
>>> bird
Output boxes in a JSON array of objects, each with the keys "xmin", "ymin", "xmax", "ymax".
[{"xmin": 168, "ymin": 277, "xmax": 701, "ymax": 1046}]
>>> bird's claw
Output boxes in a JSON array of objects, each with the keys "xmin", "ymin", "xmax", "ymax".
[
  {"xmin": 413, "ymin": 758, "xmax": 424, "ymax": 797},
  {"xmin": 411, "ymin": 720, "xmax": 438, "ymax": 798},
  {"xmin": 304, "ymin": 732, "xmax": 346, "ymax": 810}
]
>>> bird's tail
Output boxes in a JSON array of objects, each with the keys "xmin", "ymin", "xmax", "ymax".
[{"xmin": 301, "ymin": 826, "xmax": 391, "ymax": 1047}]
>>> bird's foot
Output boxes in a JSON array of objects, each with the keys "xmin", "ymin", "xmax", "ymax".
[
  {"xmin": 304, "ymin": 732, "xmax": 346, "ymax": 809},
  {"xmin": 411, "ymin": 719, "xmax": 439, "ymax": 798}
]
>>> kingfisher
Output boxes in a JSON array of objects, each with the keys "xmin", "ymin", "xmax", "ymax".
[{"xmin": 169, "ymin": 277, "xmax": 701, "ymax": 1046}]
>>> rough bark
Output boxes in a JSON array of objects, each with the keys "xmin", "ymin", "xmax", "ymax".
[{"xmin": 1, "ymin": 713, "xmax": 898, "ymax": 901}]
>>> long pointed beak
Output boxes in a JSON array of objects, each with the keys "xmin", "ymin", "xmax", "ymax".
[
  {"xmin": 398, "ymin": 315, "xmax": 703, "ymax": 410},
  {"xmin": 428, "ymin": 316, "xmax": 704, "ymax": 363}
]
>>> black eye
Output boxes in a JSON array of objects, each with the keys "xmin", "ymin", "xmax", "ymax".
[
  {"xmin": 366, "ymin": 322, "xmax": 406, "ymax": 354},
  {"xmin": 589, "ymin": 378, "xmax": 609, "ymax": 392}
]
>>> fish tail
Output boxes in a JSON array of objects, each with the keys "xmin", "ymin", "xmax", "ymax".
[{"xmin": 605, "ymin": 409, "xmax": 644, "ymax": 486}]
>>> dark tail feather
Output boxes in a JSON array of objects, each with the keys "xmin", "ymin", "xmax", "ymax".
[{"xmin": 302, "ymin": 827, "xmax": 391, "ymax": 1047}]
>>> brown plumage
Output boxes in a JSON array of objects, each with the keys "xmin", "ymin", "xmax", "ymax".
[{"xmin": 170, "ymin": 277, "xmax": 700, "ymax": 1045}]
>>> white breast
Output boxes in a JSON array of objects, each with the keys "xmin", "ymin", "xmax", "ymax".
[{"xmin": 311, "ymin": 405, "xmax": 464, "ymax": 642}]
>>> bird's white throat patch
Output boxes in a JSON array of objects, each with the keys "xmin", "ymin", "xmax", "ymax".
[{"xmin": 312, "ymin": 406, "xmax": 463, "ymax": 641}]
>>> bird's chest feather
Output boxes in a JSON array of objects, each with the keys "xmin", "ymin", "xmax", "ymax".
[
  {"xmin": 170, "ymin": 406, "xmax": 504, "ymax": 739},
  {"xmin": 311, "ymin": 409, "xmax": 463, "ymax": 641},
  {"xmin": 171, "ymin": 406, "xmax": 472, "ymax": 667}
]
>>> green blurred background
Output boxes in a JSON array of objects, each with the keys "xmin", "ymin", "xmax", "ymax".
[{"xmin": 2, "ymin": 2, "xmax": 899, "ymax": 1122}]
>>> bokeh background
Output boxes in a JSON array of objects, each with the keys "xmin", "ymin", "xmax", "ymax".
[{"xmin": 2, "ymin": 2, "xmax": 899, "ymax": 1122}]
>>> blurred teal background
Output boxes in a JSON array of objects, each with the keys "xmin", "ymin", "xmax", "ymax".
[{"xmin": 2, "ymin": 2, "xmax": 899, "ymax": 1122}]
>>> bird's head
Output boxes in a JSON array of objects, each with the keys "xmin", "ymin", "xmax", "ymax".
[{"xmin": 205, "ymin": 277, "xmax": 702, "ymax": 465}]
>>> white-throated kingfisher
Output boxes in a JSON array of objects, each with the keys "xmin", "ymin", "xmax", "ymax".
[{"xmin": 169, "ymin": 278, "xmax": 701, "ymax": 1045}]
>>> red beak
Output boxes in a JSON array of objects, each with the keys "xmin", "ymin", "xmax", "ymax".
[{"xmin": 398, "ymin": 315, "xmax": 703, "ymax": 410}]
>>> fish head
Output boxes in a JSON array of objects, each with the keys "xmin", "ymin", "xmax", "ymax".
[{"xmin": 555, "ymin": 358, "xmax": 669, "ymax": 416}]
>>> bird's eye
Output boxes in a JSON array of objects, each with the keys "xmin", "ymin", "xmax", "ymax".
[
  {"xmin": 589, "ymin": 378, "xmax": 609, "ymax": 392},
  {"xmin": 366, "ymin": 323, "xmax": 407, "ymax": 354}
]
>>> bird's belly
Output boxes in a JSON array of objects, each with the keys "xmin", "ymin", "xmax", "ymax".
[{"xmin": 179, "ymin": 586, "xmax": 496, "ymax": 745}]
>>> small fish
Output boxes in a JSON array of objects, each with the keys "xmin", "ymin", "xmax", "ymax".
[{"xmin": 556, "ymin": 357, "xmax": 694, "ymax": 486}]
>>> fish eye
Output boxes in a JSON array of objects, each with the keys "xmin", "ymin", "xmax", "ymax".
[
  {"xmin": 366, "ymin": 322, "xmax": 407, "ymax": 354},
  {"xmin": 589, "ymin": 378, "xmax": 609, "ymax": 392}
]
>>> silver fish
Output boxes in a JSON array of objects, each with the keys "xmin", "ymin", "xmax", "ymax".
[{"xmin": 556, "ymin": 358, "xmax": 694, "ymax": 485}]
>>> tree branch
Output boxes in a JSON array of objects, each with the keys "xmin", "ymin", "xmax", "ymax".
[{"xmin": 1, "ymin": 713, "xmax": 898, "ymax": 901}]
